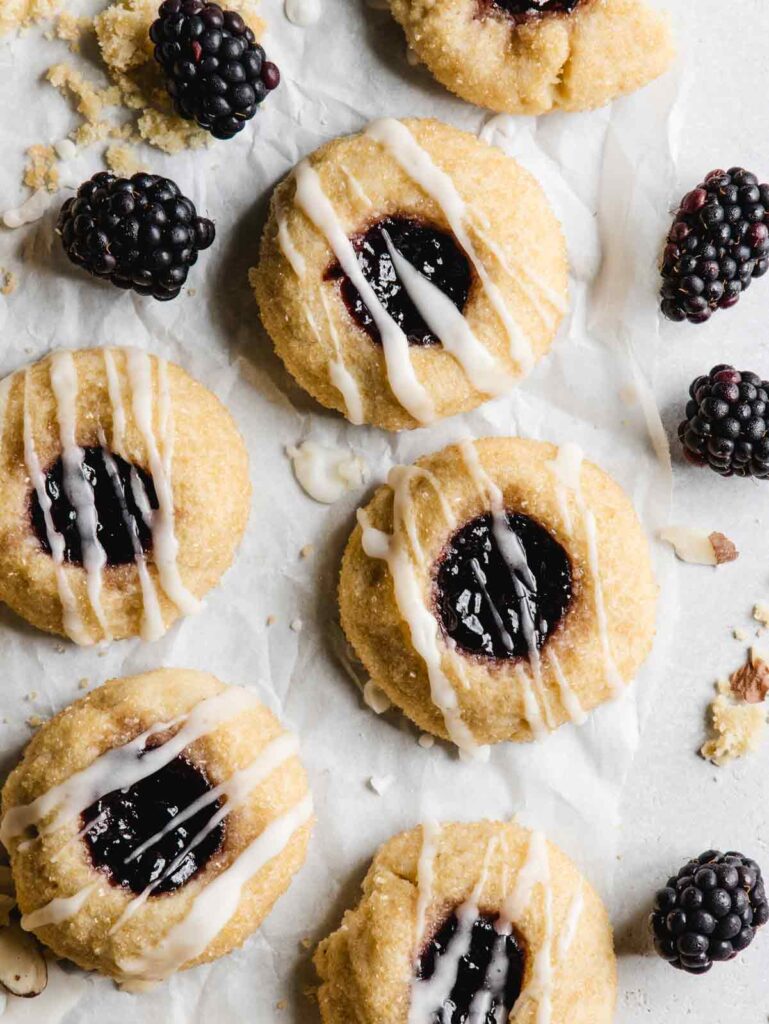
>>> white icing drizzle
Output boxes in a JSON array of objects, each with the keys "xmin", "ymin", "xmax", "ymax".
[
  {"xmin": 0, "ymin": 687, "xmax": 256, "ymax": 845},
  {"xmin": 557, "ymin": 882, "xmax": 583, "ymax": 963},
  {"xmin": 501, "ymin": 831, "xmax": 554, "ymax": 1024},
  {"xmin": 459, "ymin": 441, "xmax": 553, "ymax": 737},
  {"xmin": 49, "ymin": 352, "xmax": 111, "ymax": 642},
  {"xmin": 125, "ymin": 350, "xmax": 201, "ymax": 618},
  {"xmin": 357, "ymin": 465, "xmax": 486, "ymax": 760},
  {"xmin": 381, "ymin": 230, "xmax": 514, "ymax": 397},
  {"xmin": 365, "ymin": 119, "xmax": 534, "ymax": 373},
  {"xmin": 117, "ymin": 793, "xmax": 313, "ymax": 981},
  {"xmin": 408, "ymin": 837, "xmax": 497, "ymax": 1024},
  {"xmin": 548, "ymin": 444, "xmax": 622, "ymax": 694},
  {"xmin": 413, "ymin": 819, "xmax": 441, "ymax": 952},
  {"xmin": 294, "ymin": 159, "xmax": 436, "ymax": 424},
  {"xmin": 338, "ymin": 162, "xmax": 374, "ymax": 209},
  {"xmin": 110, "ymin": 733, "xmax": 300, "ymax": 933},
  {"xmin": 21, "ymin": 882, "xmax": 99, "ymax": 931},
  {"xmin": 305, "ymin": 296, "xmax": 365, "ymax": 424},
  {"xmin": 21, "ymin": 370, "xmax": 89, "ymax": 646},
  {"xmin": 276, "ymin": 199, "xmax": 307, "ymax": 278}
]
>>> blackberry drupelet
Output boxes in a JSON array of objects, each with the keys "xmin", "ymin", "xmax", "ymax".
[
  {"xmin": 660, "ymin": 167, "xmax": 769, "ymax": 324},
  {"xmin": 651, "ymin": 850, "xmax": 769, "ymax": 974},
  {"xmin": 151, "ymin": 0, "xmax": 280, "ymax": 141},
  {"xmin": 57, "ymin": 171, "xmax": 215, "ymax": 301},
  {"xmin": 678, "ymin": 364, "xmax": 769, "ymax": 478}
]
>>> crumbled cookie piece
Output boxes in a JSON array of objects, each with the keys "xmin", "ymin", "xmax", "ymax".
[
  {"xmin": 754, "ymin": 602, "xmax": 769, "ymax": 627},
  {"xmin": 0, "ymin": 270, "xmax": 17, "ymax": 296},
  {"xmin": 55, "ymin": 11, "xmax": 91, "ymax": 52},
  {"xmin": 0, "ymin": 0, "xmax": 59, "ymax": 36},
  {"xmin": 46, "ymin": 63, "xmax": 124, "ymax": 148},
  {"xmin": 23, "ymin": 145, "xmax": 59, "ymax": 193},
  {"xmin": 105, "ymin": 143, "xmax": 146, "ymax": 177},
  {"xmin": 701, "ymin": 678, "xmax": 767, "ymax": 766}
]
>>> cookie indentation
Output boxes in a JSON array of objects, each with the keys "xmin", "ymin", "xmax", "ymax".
[
  {"xmin": 30, "ymin": 447, "xmax": 159, "ymax": 567},
  {"xmin": 417, "ymin": 912, "xmax": 526, "ymax": 1023},
  {"xmin": 482, "ymin": 0, "xmax": 582, "ymax": 23},
  {"xmin": 82, "ymin": 753, "xmax": 224, "ymax": 896},
  {"xmin": 325, "ymin": 216, "xmax": 472, "ymax": 347},
  {"xmin": 434, "ymin": 511, "xmax": 572, "ymax": 661}
]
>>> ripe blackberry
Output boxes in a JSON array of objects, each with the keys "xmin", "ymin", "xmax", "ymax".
[
  {"xmin": 661, "ymin": 167, "xmax": 769, "ymax": 324},
  {"xmin": 651, "ymin": 850, "xmax": 768, "ymax": 974},
  {"xmin": 57, "ymin": 171, "xmax": 215, "ymax": 301},
  {"xmin": 151, "ymin": 0, "xmax": 280, "ymax": 141},
  {"xmin": 678, "ymin": 365, "xmax": 769, "ymax": 478}
]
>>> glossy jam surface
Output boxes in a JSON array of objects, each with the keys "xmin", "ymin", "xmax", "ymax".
[
  {"xmin": 82, "ymin": 753, "xmax": 224, "ymax": 896},
  {"xmin": 417, "ymin": 912, "xmax": 526, "ymax": 1024},
  {"xmin": 483, "ymin": 0, "xmax": 581, "ymax": 22},
  {"xmin": 30, "ymin": 447, "xmax": 159, "ymax": 566},
  {"xmin": 325, "ymin": 216, "xmax": 472, "ymax": 347},
  {"xmin": 434, "ymin": 512, "xmax": 572, "ymax": 661}
]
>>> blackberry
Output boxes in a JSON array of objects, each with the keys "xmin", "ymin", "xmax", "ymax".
[
  {"xmin": 678, "ymin": 365, "xmax": 769, "ymax": 478},
  {"xmin": 651, "ymin": 850, "xmax": 769, "ymax": 974},
  {"xmin": 57, "ymin": 171, "xmax": 215, "ymax": 301},
  {"xmin": 151, "ymin": 0, "xmax": 280, "ymax": 141},
  {"xmin": 660, "ymin": 167, "xmax": 769, "ymax": 324}
]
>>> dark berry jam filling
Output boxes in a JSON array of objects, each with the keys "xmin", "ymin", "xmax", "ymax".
[
  {"xmin": 417, "ymin": 912, "xmax": 525, "ymax": 1024},
  {"xmin": 82, "ymin": 753, "xmax": 224, "ymax": 896},
  {"xmin": 434, "ymin": 512, "xmax": 572, "ymax": 661},
  {"xmin": 482, "ymin": 0, "xmax": 582, "ymax": 23},
  {"xmin": 325, "ymin": 216, "xmax": 472, "ymax": 347},
  {"xmin": 30, "ymin": 446, "xmax": 159, "ymax": 567}
]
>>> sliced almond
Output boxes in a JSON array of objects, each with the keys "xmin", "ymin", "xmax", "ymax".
[
  {"xmin": 729, "ymin": 649, "xmax": 769, "ymax": 705},
  {"xmin": 0, "ymin": 922, "xmax": 47, "ymax": 997},
  {"xmin": 708, "ymin": 532, "xmax": 739, "ymax": 565}
]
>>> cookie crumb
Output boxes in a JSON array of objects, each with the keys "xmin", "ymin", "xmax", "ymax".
[
  {"xmin": 754, "ymin": 602, "xmax": 769, "ymax": 627},
  {"xmin": 1, "ymin": 0, "xmax": 60, "ymax": 36},
  {"xmin": 23, "ymin": 145, "xmax": 60, "ymax": 193},
  {"xmin": 105, "ymin": 143, "xmax": 147, "ymax": 177},
  {"xmin": 418, "ymin": 733, "xmax": 435, "ymax": 749},
  {"xmin": 734, "ymin": 627, "xmax": 748, "ymax": 642},
  {"xmin": 290, "ymin": 618, "xmax": 303, "ymax": 633},
  {"xmin": 26, "ymin": 715, "xmax": 45, "ymax": 729},
  {"xmin": 0, "ymin": 269, "xmax": 17, "ymax": 296},
  {"xmin": 55, "ymin": 11, "xmax": 92, "ymax": 52},
  {"xmin": 266, "ymin": 614, "xmax": 276, "ymax": 626},
  {"xmin": 276, "ymin": 1000, "xmax": 287, "ymax": 1011},
  {"xmin": 24, "ymin": 691, "xmax": 38, "ymax": 702},
  {"xmin": 299, "ymin": 544, "xmax": 314, "ymax": 560},
  {"xmin": 78, "ymin": 678, "xmax": 90, "ymax": 690},
  {"xmin": 300, "ymin": 935, "xmax": 312, "ymax": 950},
  {"xmin": 701, "ymin": 678, "xmax": 766, "ymax": 766}
]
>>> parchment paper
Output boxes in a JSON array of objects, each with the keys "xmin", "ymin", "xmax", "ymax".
[{"xmin": 0, "ymin": 1, "xmax": 728, "ymax": 1021}]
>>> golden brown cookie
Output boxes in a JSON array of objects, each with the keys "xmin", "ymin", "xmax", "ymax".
[
  {"xmin": 339, "ymin": 437, "xmax": 657, "ymax": 754},
  {"xmin": 251, "ymin": 118, "xmax": 567, "ymax": 431},
  {"xmin": 1, "ymin": 669, "xmax": 313, "ymax": 984},
  {"xmin": 0, "ymin": 347, "xmax": 250, "ymax": 646},
  {"xmin": 315, "ymin": 820, "xmax": 616, "ymax": 1024},
  {"xmin": 388, "ymin": 0, "xmax": 675, "ymax": 116}
]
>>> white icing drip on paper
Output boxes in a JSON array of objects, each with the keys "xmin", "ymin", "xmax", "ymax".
[
  {"xmin": 365, "ymin": 119, "xmax": 534, "ymax": 373},
  {"xmin": 287, "ymin": 440, "xmax": 367, "ymax": 504},
  {"xmin": 49, "ymin": 352, "xmax": 111, "ymax": 642},
  {"xmin": 284, "ymin": 0, "xmax": 321, "ymax": 26},
  {"xmin": 548, "ymin": 444, "xmax": 622, "ymax": 694},
  {"xmin": 358, "ymin": 465, "xmax": 487, "ymax": 760},
  {"xmin": 294, "ymin": 160, "xmax": 436, "ymax": 424},
  {"xmin": 21, "ymin": 371, "xmax": 89, "ymax": 646},
  {"xmin": 110, "ymin": 733, "xmax": 300, "ymax": 933},
  {"xmin": 125, "ymin": 350, "xmax": 200, "ymax": 618},
  {"xmin": 21, "ymin": 882, "xmax": 99, "ymax": 931},
  {"xmin": 381, "ymin": 230, "xmax": 514, "ymax": 396},
  {"xmin": 117, "ymin": 793, "xmax": 313, "ymax": 981},
  {"xmin": 0, "ymin": 687, "xmax": 256, "ymax": 845},
  {"xmin": 459, "ymin": 441, "xmax": 553, "ymax": 737}
]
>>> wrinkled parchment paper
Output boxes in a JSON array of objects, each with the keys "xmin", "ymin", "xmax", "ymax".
[{"xmin": 0, "ymin": 1, "xmax": 740, "ymax": 1020}]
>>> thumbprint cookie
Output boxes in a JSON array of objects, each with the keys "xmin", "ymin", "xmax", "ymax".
[
  {"xmin": 0, "ymin": 348, "xmax": 250, "ymax": 646},
  {"xmin": 388, "ymin": 0, "xmax": 675, "ymax": 117},
  {"xmin": 1, "ymin": 669, "xmax": 313, "ymax": 984},
  {"xmin": 251, "ymin": 118, "xmax": 567, "ymax": 431},
  {"xmin": 339, "ymin": 437, "xmax": 657, "ymax": 756},
  {"xmin": 315, "ymin": 820, "xmax": 616, "ymax": 1024}
]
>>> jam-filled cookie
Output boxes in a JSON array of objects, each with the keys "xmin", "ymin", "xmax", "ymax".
[
  {"xmin": 0, "ymin": 347, "xmax": 250, "ymax": 646},
  {"xmin": 389, "ymin": 0, "xmax": 675, "ymax": 116},
  {"xmin": 339, "ymin": 437, "xmax": 657, "ymax": 756},
  {"xmin": 1, "ymin": 669, "xmax": 313, "ymax": 984},
  {"xmin": 251, "ymin": 118, "xmax": 567, "ymax": 431},
  {"xmin": 315, "ymin": 819, "xmax": 616, "ymax": 1024}
]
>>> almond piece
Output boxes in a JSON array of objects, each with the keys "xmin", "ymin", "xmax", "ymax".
[
  {"xmin": 729, "ymin": 650, "xmax": 769, "ymax": 705},
  {"xmin": 708, "ymin": 532, "xmax": 739, "ymax": 564},
  {"xmin": 0, "ymin": 922, "xmax": 47, "ymax": 997}
]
